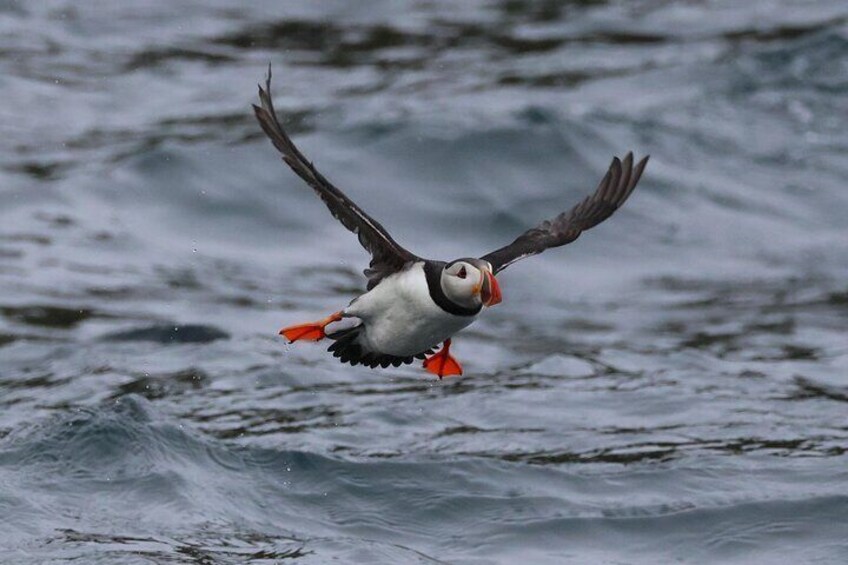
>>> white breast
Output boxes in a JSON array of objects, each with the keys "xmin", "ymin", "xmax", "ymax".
[{"xmin": 344, "ymin": 263, "xmax": 477, "ymax": 356}]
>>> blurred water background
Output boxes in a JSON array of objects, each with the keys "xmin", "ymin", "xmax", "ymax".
[{"xmin": 1, "ymin": 1, "xmax": 848, "ymax": 563}]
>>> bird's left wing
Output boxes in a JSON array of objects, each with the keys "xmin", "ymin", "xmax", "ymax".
[
  {"xmin": 481, "ymin": 153, "xmax": 649, "ymax": 273},
  {"xmin": 253, "ymin": 67, "xmax": 419, "ymax": 289}
]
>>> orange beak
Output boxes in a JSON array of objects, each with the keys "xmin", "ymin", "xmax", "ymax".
[{"xmin": 480, "ymin": 269, "xmax": 502, "ymax": 307}]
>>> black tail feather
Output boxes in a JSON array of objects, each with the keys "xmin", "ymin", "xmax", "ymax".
[{"xmin": 326, "ymin": 324, "xmax": 419, "ymax": 369}]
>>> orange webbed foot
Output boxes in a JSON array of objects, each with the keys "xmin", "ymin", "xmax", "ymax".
[
  {"xmin": 423, "ymin": 338, "xmax": 463, "ymax": 379},
  {"xmin": 280, "ymin": 311, "xmax": 343, "ymax": 343}
]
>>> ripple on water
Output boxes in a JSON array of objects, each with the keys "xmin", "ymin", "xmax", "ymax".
[
  {"xmin": 101, "ymin": 324, "xmax": 230, "ymax": 344},
  {"xmin": 2, "ymin": 1, "xmax": 848, "ymax": 563}
]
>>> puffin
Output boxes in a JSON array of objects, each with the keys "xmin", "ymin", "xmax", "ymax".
[{"xmin": 253, "ymin": 69, "xmax": 649, "ymax": 378}]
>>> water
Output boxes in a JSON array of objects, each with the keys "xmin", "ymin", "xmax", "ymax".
[{"xmin": 1, "ymin": 1, "xmax": 847, "ymax": 563}]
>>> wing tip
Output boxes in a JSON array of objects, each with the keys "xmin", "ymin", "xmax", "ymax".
[
  {"xmin": 620, "ymin": 152, "xmax": 649, "ymax": 203},
  {"xmin": 252, "ymin": 65, "xmax": 302, "ymax": 161},
  {"xmin": 264, "ymin": 62, "xmax": 272, "ymax": 91}
]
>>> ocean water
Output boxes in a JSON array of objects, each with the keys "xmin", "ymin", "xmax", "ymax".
[{"xmin": 1, "ymin": 1, "xmax": 847, "ymax": 563}]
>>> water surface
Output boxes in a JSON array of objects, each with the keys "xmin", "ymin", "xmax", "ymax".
[{"xmin": 1, "ymin": 1, "xmax": 847, "ymax": 563}]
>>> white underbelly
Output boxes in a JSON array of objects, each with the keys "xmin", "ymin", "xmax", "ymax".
[
  {"xmin": 344, "ymin": 263, "xmax": 477, "ymax": 356},
  {"xmin": 365, "ymin": 303, "xmax": 473, "ymax": 356}
]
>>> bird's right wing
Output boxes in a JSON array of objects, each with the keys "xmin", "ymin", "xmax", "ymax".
[
  {"xmin": 252, "ymin": 67, "xmax": 419, "ymax": 289},
  {"xmin": 481, "ymin": 153, "xmax": 649, "ymax": 273}
]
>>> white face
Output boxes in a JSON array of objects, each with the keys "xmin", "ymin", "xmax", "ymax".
[{"xmin": 440, "ymin": 261, "xmax": 484, "ymax": 309}]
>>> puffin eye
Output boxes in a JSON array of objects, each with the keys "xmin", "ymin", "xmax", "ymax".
[{"xmin": 457, "ymin": 266, "xmax": 467, "ymax": 279}]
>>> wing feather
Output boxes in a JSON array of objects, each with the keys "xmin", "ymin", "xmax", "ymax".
[
  {"xmin": 481, "ymin": 153, "xmax": 649, "ymax": 273},
  {"xmin": 252, "ymin": 66, "xmax": 418, "ymax": 289}
]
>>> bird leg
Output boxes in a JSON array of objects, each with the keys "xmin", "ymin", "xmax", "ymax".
[
  {"xmin": 423, "ymin": 338, "xmax": 463, "ymax": 379},
  {"xmin": 279, "ymin": 311, "xmax": 343, "ymax": 343}
]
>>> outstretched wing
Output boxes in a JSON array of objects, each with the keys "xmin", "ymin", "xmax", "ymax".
[
  {"xmin": 252, "ymin": 66, "xmax": 419, "ymax": 290},
  {"xmin": 481, "ymin": 153, "xmax": 649, "ymax": 273}
]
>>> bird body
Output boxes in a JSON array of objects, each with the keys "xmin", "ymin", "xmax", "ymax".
[
  {"xmin": 343, "ymin": 262, "xmax": 477, "ymax": 359},
  {"xmin": 252, "ymin": 66, "xmax": 649, "ymax": 378}
]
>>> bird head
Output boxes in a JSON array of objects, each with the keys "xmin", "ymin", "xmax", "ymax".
[{"xmin": 440, "ymin": 258, "xmax": 502, "ymax": 310}]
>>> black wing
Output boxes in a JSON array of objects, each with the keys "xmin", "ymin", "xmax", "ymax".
[
  {"xmin": 481, "ymin": 153, "xmax": 649, "ymax": 273},
  {"xmin": 252, "ymin": 66, "xmax": 419, "ymax": 290}
]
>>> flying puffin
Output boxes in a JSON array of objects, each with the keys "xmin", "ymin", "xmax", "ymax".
[{"xmin": 253, "ymin": 69, "xmax": 649, "ymax": 378}]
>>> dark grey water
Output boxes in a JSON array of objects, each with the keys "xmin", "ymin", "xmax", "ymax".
[{"xmin": 2, "ymin": 1, "xmax": 848, "ymax": 563}]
